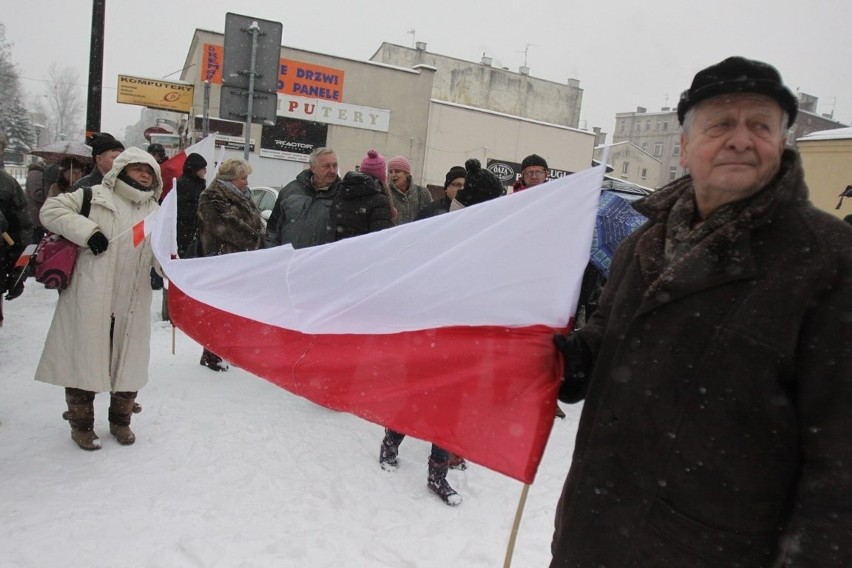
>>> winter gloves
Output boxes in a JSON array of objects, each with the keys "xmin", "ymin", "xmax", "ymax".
[
  {"xmin": 553, "ymin": 332, "xmax": 595, "ymax": 403},
  {"xmin": 87, "ymin": 231, "xmax": 109, "ymax": 255}
]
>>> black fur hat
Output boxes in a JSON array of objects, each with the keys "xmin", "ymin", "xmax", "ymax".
[
  {"xmin": 677, "ymin": 56, "xmax": 798, "ymax": 125},
  {"xmin": 456, "ymin": 159, "xmax": 505, "ymax": 206}
]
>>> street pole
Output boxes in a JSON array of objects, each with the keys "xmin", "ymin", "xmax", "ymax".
[
  {"xmin": 243, "ymin": 21, "xmax": 260, "ymax": 161},
  {"xmin": 202, "ymin": 80, "xmax": 210, "ymax": 138},
  {"xmin": 85, "ymin": 0, "xmax": 106, "ymax": 141}
]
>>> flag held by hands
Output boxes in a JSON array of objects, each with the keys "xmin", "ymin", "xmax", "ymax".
[{"xmin": 151, "ymin": 164, "xmax": 605, "ymax": 483}]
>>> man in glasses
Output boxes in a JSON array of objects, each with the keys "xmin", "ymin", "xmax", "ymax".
[{"xmin": 512, "ymin": 153, "xmax": 549, "ymax": 192}]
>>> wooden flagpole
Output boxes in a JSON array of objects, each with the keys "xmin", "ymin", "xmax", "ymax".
[{"xmin": 503, "ymin": 483, "xmax": 531, "ymax": 568}]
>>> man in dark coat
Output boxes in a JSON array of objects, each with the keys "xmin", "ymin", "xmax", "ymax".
[
  {"xmin": 0, "ymin": 166, "xmax": 33, "ymax": 323},
  {"xmin": 551, "ymin": 56, "xmax": 852, "ymax": 567},
  {"xmin": 265, "ymin": 147, "xmax": 341, "ymax": 249},
  {"xmin": 72, "ymin": 132, "xmax": 124, "ymax": 190}
]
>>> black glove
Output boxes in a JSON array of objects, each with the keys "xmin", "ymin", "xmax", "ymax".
[
  {"xmin": 87, "ymin": 231, "xmax": 109, "ymax": 255},
  {"xmin": 553, "ymin": 333, "xmax": 595, "ymax": 404},
  {"xmin": 5, "ymin": 267, "xmax": 25, "ymax": 300}
]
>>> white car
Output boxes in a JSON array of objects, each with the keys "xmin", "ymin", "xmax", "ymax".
[{"xmin": 249, "ymin": 186, "xmax": 281, "ymax": 227}]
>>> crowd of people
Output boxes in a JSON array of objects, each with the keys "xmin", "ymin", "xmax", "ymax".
[{"xmin": 1, "ymin": 55, "xmax": 851, "ymax": 565}]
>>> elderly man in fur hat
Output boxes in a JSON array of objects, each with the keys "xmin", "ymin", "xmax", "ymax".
[{"xmin": 550, "ymin": 57, "xmax": 852, "ymax": 567}]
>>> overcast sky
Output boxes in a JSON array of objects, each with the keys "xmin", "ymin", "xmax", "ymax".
[{"xmin": 4, "ymin": 0, "xmax": 850, "ymax": 142}]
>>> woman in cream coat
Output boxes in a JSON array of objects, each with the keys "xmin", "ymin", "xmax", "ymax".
[{"xmin": 36, "ymin": 147, "xmax": 162, "ymax": 451}]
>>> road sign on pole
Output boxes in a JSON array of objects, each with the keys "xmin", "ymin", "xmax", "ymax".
[{"xmin": 220, "ymin": 13, "xmax": 283, "ymax": 159}]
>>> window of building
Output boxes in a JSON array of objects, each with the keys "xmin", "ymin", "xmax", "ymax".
[
  {"xmin": 654, "ymin": 143, "xmax": 664, "ymax": 157},
  {"xmin": 673, "ymin": 143, "xmax": 680, "ymax": 156},
  {"xmin": 669, "ymin": 166, "xmax": 678, "ymax": 181},
  {"xmin": 620, "ymin": 121, "xmax": 625, "ymax": 132},
  {"xmin": 663, "ymin": 120, "xmax": 669, "ymax": 130},
  {"xmin": 621, "ymin": 161, "xmax": 629, "ymax": 175},
  {"xmin": 642, "ymin": 142, "xmax": 648, "ymax": 152},
  {"xmin": 645, "ymin": 120, "xmax": 650, "ymax": 131},
  {"xmin": 636, "ymin": 123, "xmax": 640, "ymax": 132},
  {"xmin": 641, "ymin": 168, "xmax": 648, "ymax": 179}
]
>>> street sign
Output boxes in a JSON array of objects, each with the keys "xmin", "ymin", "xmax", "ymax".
[{"xmin": 220, "ymin": 13, "xmax": 282, "ymax": 125}]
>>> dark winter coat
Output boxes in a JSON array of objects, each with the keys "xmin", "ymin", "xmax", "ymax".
[
  {"xmin": 416, "ymin": 196, "xmax": 452, "ymax": 220},
  {"xmin": 265, "ymin": 169, "xmax": 340, "ymax": 249},
  {"xmin": 175, "ymin": 172, "xmax": 206, "ymax": 257},
  {"xmin": 71, "ymin": 168, "xmax": 103, "ymax": 190},
  {"xmin": 551, "ymin": 150, "xmax": 852, "ymax": 567},
  {"xmin": 25, "ymin": 163, "xmax": 46, "ymax": 231},
  {"xmin": 388, "ymin": 176, "xmax": 432, "ymax": 225},
  {"xmin": 0, "ymin": 169, "xmax": 33, "ymax": 287},
  {"xmin": 197, "ymin": 179, "xmax": 263, "ymax": 256},
  {"xmin": 331, "ymin": 172, "xmax": 394, "ymax": 240}
]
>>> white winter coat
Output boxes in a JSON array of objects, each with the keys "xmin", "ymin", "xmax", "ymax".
[{"xmin": 35, "ymin": 148, "xmax": 163, "ymax": 393}]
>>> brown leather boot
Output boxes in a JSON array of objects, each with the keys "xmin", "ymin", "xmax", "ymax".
[
  {"xmin": 108, "ymin": 392, "xmax": 139, "ymax": 445},
  {"xmin": 63, "ymin": 388, "xmax": 100, "ymax": 451}
]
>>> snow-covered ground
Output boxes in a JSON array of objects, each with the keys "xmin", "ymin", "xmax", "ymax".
[{"xmin": 0, "ymin": 284, "xmax": 579, "ymax": 567}]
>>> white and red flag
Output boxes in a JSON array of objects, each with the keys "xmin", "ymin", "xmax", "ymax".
[
  {"xmin": 151, "ymin": 164, "xmax": 604, "ymax": 483},
  {"xmin": 158, "ymin": 135, "xmax": 218, "ymax": 196},
  {"xmin": 14, "ymin": 244, "xmax": 38, "ymax": 268}
]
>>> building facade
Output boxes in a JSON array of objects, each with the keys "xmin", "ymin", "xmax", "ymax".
[
  {"xmin": 593, "ymin": 141, "xmax": 661, "ymax": 187},
  {"xmin": 132, "ymin": 30, "xmax": 598, "ymax": 190},
  {"xmin": 797, "ymin": 126, "xmax": 852, "ymax": 220}
]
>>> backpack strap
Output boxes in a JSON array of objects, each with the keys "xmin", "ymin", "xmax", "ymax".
[{"xmin": 80, "ymin": 186, "xmax": 92, "ymax": 218}]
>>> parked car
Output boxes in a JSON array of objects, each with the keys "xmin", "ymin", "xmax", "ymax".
[{"xmin": 250, "ymin": 186, "xmax": 281, "ymax": 227}]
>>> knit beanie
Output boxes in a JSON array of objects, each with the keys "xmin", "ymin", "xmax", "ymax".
[
  {"xmin": 89, "ymin": 132, "xmax": 125, "ymax": 158},
  {"xmin": 444, "ymin": 166, "xmax": 466, "ymax": 189},
  {"xmin": 360, "ymin": 149, "xmax": 387, "ymax": 186},
  {"xmin": 456, "ymin": 158, "xmax": 505, "ymax": 206},
  {"xmin": 520, "ymin": 153, "xmax": 548, "ymax": 172},
  {"xmin": 183, "ymin": 153, "xmax": 208, "ymax": 176},
  {"xmin": 387, "ymin": 155, "xmax": 412, "ymax": 174}
]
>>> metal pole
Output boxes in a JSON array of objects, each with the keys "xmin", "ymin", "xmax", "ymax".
[
  {"xmin": 243, "ymin": 21, "xmax": 260, "ymax": 161},
  {"xmin": 202, "ymin": 81, "xmax": 210, "ymax": 138},
  {"xmin": 85, "ymin": 0, "xmax": 106, "ymax": 140}
]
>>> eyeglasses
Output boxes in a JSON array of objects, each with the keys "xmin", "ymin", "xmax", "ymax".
[{"xmin": 524, "ymin": 168, "xmax": 547, "ymax": 177}]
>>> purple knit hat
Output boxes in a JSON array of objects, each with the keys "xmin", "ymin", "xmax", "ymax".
[{"xmin": 360, "ymin": 149, "xmax": 387, "ymax": 186}]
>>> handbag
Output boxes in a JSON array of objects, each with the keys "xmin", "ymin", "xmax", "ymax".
[{"xmin": 34, "ymin": 187, "xmax": 92, "ymax": 290}]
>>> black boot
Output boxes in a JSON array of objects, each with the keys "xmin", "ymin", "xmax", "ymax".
[
  {"xmin": 63, "ymin": 387, "xmax": 100, "ymax": 451},
  {"xmin": 108, "ymin": 391, "xmax": 140, "ymax": 445},
  {"xmin": 200, "ymin": 349, "xmax": 229, "ymax": 372},
  {"xmin": 427, "ymin": 457, "xmax": 462, "ymax": 506},
  {"xmin": 380, "ymin": 429, "xmax": 404, "ymax": 471}
]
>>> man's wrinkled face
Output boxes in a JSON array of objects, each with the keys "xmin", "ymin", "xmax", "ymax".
[
  {"xmin": 97, "ymin": 149, "xmax": 123, "ymax": 175},
  {"xmin": 521, "ymin": 166, "xmax": 547, "ymax": 188},
  {"xmin": 680, "ymin": 93, "xmax": 786, "ymax": 215},
  {"xmin": 124, "ymin": 163, "xmax": 155, "ymax": 189},
  {"xmin": 311, "ymin": 153, "xmax": 338, "ymax": 188}
]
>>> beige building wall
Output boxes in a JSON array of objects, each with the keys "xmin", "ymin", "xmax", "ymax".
[
  {"xmin": 180, "ymin": 30, "xmax": 435, "ymax": 186},
  {"xmin": 797, "ymin": 128, "xmax": 852, "ymax": 220},
  {"xmin": 423, "ymin": 101, "xmax": 595, "ymax": 188},
  {"xmin": 593, "ymin": 141, "xmax": 661, "ymax": 187},
  {"xmin": 371, "ymin": 42, "xmax": 583, "ymax": 129}
]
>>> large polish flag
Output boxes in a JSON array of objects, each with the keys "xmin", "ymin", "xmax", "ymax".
[{"xmin": 151, "ymin": 164, "xmax": 604, "ymax": 483}]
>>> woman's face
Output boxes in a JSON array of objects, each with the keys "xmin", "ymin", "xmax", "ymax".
[
  {"xmin": 232, "ymin": 174, "xmax": 249, "ymax": 190},
  {"xmin": 64, "ymin": 162, "xmax": 84, "ymax": 184}
]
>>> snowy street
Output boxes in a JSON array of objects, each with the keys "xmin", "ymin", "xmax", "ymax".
[{"xmin": 1, "ymin": 284, "xmax": 578, "ymax": 567}]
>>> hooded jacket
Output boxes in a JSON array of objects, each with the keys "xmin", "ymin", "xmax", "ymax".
[
  {"xmin": 35, "ymin": 147, "xmax": 163, "ymax": 393},
  {"xmin": 551, "ymin": 150, "xmax": 852, "ymax": 567}
]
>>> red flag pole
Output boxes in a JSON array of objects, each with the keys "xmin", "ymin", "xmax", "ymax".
[{"xmin": 503, "ymin": 483, "xmax": 531, "ymax": 568}]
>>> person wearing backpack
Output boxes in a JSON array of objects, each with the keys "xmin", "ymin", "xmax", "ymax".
[{"xmin": 34, "ymin": 147, "xmax": 162, "ymax": 451}]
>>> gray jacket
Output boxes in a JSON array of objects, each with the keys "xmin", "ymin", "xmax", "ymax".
[{"xmin": 265, "ymin": 169, "xmax": 339, "ymax": 249}]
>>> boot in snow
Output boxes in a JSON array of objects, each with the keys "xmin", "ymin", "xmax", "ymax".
[
  {"xmin": 200, "ymin": 349, "xmax": 229, "ymax": 372},
  {"xmin": 380, "ymin": 429, "xmax": 404, "ymax": 472},
  {"xmin": 448, "ymin": 453, "xmax": 468, "ymax": 471},
  {"xmin": 63, "ymin": 388, "xmax": 100, "ymax": 451},
  {"xmin": 427, "ymin": 457, "xmax": 462, "ymax": 506},
  {"xmin": 108, "ymin": 391, "xmax": 139, "ymax": 445}
]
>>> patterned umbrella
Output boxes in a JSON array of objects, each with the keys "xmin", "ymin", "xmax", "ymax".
[
  {"xmin": 30, "ymin": 140, "xmax": 93, "ymax": 164},
  {"xmin": 589, "ymin": 191, "xmax": 647, "ymax": 278}
]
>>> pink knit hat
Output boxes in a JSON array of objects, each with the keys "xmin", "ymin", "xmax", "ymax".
[
  {"xmin": 387, "ymin": 155, "xmax": 411, "ymax": 174},
  {"xmin": 360, "ymin": 149, "xmax": 387, "ymax": 186}
]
